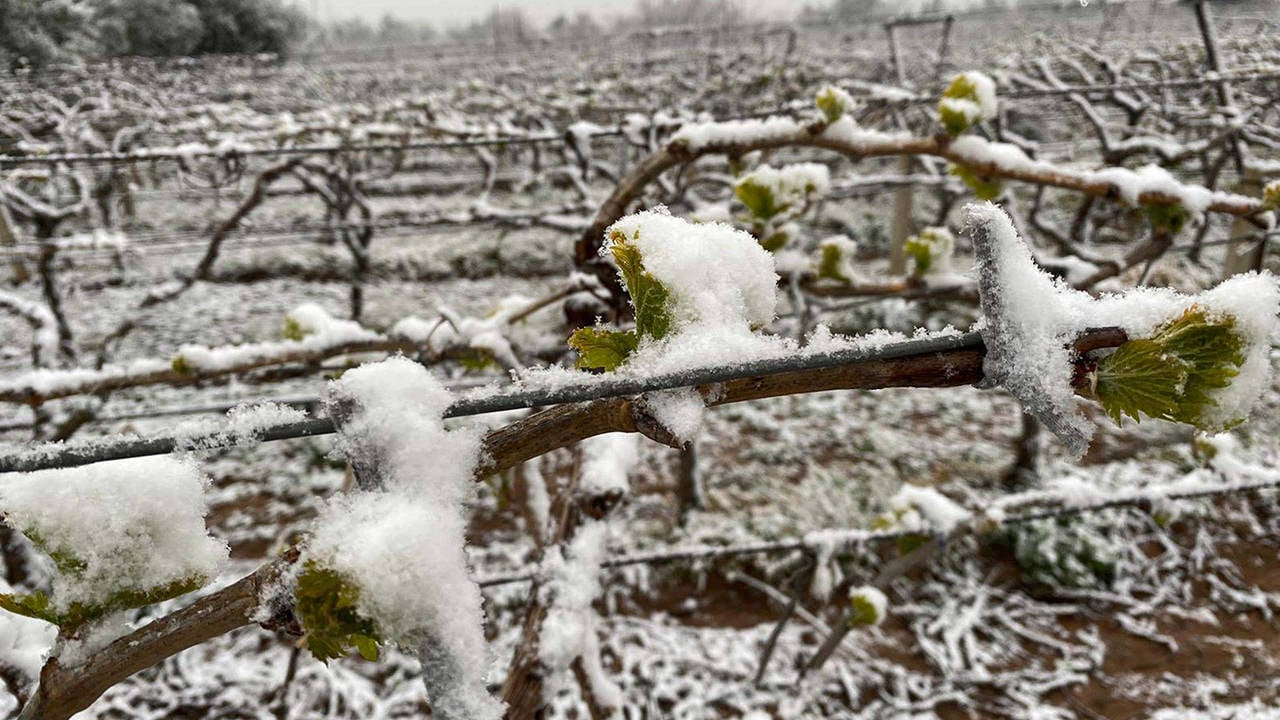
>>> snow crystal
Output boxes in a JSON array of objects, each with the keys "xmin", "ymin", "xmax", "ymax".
[
  {"xmin": 967, "ymin": 202, "xmax": 1279, "ymax": 454},
  {"xmin": 172, "ymin": 401, "xmax": 307, "ymax": 452},
  {"xmin": 0, "ymin": 456, "xmax": 227, "ymax": 612}
]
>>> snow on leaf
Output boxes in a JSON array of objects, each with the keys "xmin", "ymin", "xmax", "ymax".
[
  {"xmin": 848, "ymin": 586, "xmax": 888, "ymax": 626},
  {"xmin": 0, "ymin": 457, "xmax": 227, "ymax": 622},
  {"xmin": 608, "ymin": 233, "xmax": 673, "ymax": 341},
  {"xmin": 815, "ymin": 85, "xmax": 855, "ymax": 123}
]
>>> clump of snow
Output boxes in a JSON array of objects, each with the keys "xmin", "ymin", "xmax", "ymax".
[
  {"xmin": 322, "ymin": 356, "xmax": 475, "ymax": 499},
  {"xmin": 967, "ymin": 202, "xmax": 1280, "ymax": 454},
  {"xmin": 579, "ymin": 433, "xmax": 640, "ymax": 498},
  {"xmin": 394, "ymin": 295, "xmax": 537, "ymax": 371},
  {"xmin": 735, "ymin": 163, "xmax": 831, "ymax": 216},
  {"xmin": 538, "ymin": 520, "xmax": 622, "ymax": 710},
  {"xmin": 0, "ymin": 456, "xmax": 227, "ymax": 612},
  {"xmin": 304, "ymin": 357, "xmax": 501, "ymax": 719},
  {"xmin": 174, "ymin": 304, "xmax": 380, "ymax": 374},
  {"xmin": 889, "ymin": 485, "xmax": 972, "ymax": 534},
  {"xmin": 669, "ymin": 116, "xmax": 803, "ymax": 152},
  {"xmin": 820, "ymin": 116, "xmax": 907, "ymax": 146},
  {"xmin": 947, "ymin": 136, "xmax": 1251, "ymax": 216},
  {"xmin": 641, "ymin": 388, "xmax": 705, "ymax": 444},
  {"xmin": 605, "ymin": 208, "xmax": 779, "ymax": 369}
]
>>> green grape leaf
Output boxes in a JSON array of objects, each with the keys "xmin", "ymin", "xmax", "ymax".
[
  {"xmin": 171, "ymin": 354, "xmax": 195, "ymax": 376},
  {"xmin": 1145, "ymin": 203, "xmax": 1191, "ymax": 234},
  {"xmin": 568, "ymin": 327, "xmax": 638, "ymax": 371},
  {"xmin": 0, "ymin": 591, "xmax": 59, "ymax": 625},
  {"xmin": 1094, "ymin": 307, "xmax": 1245, "ymax": 429},
  {"xmin": 734, "ymin": 178, "xmax": 781, "ymax": 221},
  {"xmin": 609, "ymin": 236, "xmax": 672, "ymax": 341},
  {"xmin": 938, "ymin": 102, "xmax": 973, "ymax": 137},
  {"xmin": 848, "ymin": 591, "xmax": 884, "ymax": 626},
  {"xmin": 760, "ymin": 230, "xmax": 788, "ymax": 253},
  {"xmin": 1263, "ymin": 181, "xmax": 1280, "ymax": 212},
  {"xmin": 295, "ymin": 560, "xmax": 383, "ymax": 664},
  {"xmin": 283, "ymin": 316, "xmax": 309, "ymax": 341},
  {"xmin": 904, "ymin": 236, "xmax": 933, "ymax": 275},
  {"xmin": 938, "ymin": 72, "xmax": 993, "ymax": 136},
  {"xmin": 950, "ymin": 165, "xmax": 1002, "ymax": 201},
  {"xmin": 815, "ymin": 86, "xmax": 848, "ymax": 123},
  {"xmin": 817, "ymin": 243, "xmax": 851, "ymax": 283},
  {"xmin": 1152, "ymin": 308, "xmax": 1243, "ymax": 425},
  {"xmin": 1095, "ymin": 339, "xmax": 1186, "ymax": 425},
  {"xmin": 459, "ymin": 349, "xmax": 500, "ymax": 372}
]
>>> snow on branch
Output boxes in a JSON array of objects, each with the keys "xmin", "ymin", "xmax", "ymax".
[{"xmin": 297, "ymin": 357, "xmax": 502, "ymax": 719}]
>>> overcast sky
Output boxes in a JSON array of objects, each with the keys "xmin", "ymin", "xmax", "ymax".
[{"xmin": 304, "ymin": 0, "xmax": 804, "ymax": 28}]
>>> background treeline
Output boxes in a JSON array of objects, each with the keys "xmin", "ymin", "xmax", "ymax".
[{"xmin": 0, "ymin": 0, "xmax": 304, "ymax": 70}]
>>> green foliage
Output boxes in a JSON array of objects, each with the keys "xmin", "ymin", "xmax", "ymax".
[
  {"xmin": 569, "ymin": 229, "xmax": 677, "ymax": 372},
  {"xmin": 282, "ymin": 316, "xmax": 309, "ymax": 341},
  {"xmin": 1144, "ymin": 203, "xmax": 1191, "ymax": 234},
  {"xmin": 0, "ymin": 592, "xmax": 59, "ymax": 625},
  {"xmin": 295, "ymin": 561, "xmax": 383, "ymax": 663},
  {"xmin": 760, "ymin": 230, "xmax": 789, "ymax": 252},
  {"xmin": 609, "ymin": 232, "xmax": 673, "ymax": 341},
  {"xmin": 870, "ymin": 513, "xmax": 929, "ymax": 556},
  {"xmin": 1095, "ymin": 307, "xmax": 1245, "ymax": 429},
  {"xmin": 568, "ymin": 327, "xmax": 639, "ymax": 371},
  {"xmin": 817, "ymin": 243, "xmax": 851, "ymax": 283},
  {"xmin": 1263, "ymin": 181, "xmax": 1280, "ymax": 212},
  {"xmin": 938, "ymin": 73, "xmax": 985, "ymax": 136},
  {"xmin": 848, "ymin": 590, "xmax": 884, "ymax": 626},
  {"xmin": 734, "ymin": 178, "xmax": 781, "ymax": 221},
  {"xmin": 458, "ymin": 349, "xmax": 500, "ymax": 372},
  {"xmin": 998, "ymin": 517, "xmax": 1119, "ymax": 592},
  {"xmin": 0, "ymin": 576, "xmax": 205, "ymax": 630},
  {"xmin": 950, "ymin": 165, "xmax": 1002, "ymax": 201},
  {"xmin": 815, "ymin": 86, "xmax": 849, "ymax": 123},
  {"xmin": 904, "ymin": 236, "xmax": 933, "ymax": 275},
  {"xmin": 171, "ymin": 354, "xmax": 195, "ymax": 376}
]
